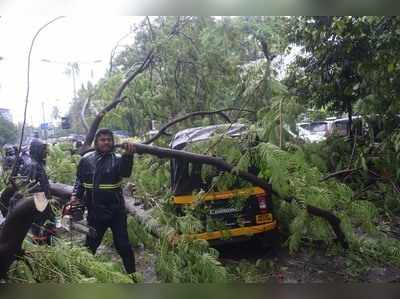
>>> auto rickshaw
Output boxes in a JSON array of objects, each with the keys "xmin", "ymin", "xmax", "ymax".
[{"xmin": 169, "ymin": 123, "xmax": 277, "ymax": 244}]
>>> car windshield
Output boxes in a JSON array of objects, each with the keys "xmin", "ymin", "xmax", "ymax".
[
  {"xmin": 333, "ymin": 121, "xmax": 348, "ymax": 130},
  {"xmin": 310, "ymin": 122, "xmax": 327, "ymax": 133}
]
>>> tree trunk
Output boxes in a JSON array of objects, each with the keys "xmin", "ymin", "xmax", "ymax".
[
  {"xmin": 49, "ymin": 182, "xmax": 73, "ymax": 204},
  {"xmin": 0, "ymin": 186, "xmax": 17, "ymax": 217},
  {"xmin": 0, "ymin": 194, "xmax": 48, "ymax": 278},
  {"xmin": 347, "ymin": 98, "xmax": 353, "ymax": 140},
  {"xmin": 124, "ymin": 198, "xmax": 176, "ymax": 240}
]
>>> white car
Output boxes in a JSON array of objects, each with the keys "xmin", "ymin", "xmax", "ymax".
[
  {"xmin": 296, "ymin": 115, "xmax": 365, "ymax": 143},
  {"xmin": 296, "ymin": 121, "xmax": 329, "ymax": 143}
]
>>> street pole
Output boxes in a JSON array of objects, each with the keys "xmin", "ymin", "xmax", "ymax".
[
  {"xmin": 71, "ymin": 66, "xmax": 77, "ymax": 99},
  {"xmin": 41, "ymin": 101, "xmax": 47, "ymax": 140}
]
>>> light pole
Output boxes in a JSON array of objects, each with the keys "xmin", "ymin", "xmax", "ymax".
[
  {"xmin": 41, "ymin": 58, "xmax": 102, "ymax": 99},
  {"xmin": 0, "ymin": 57, "xmax": 3, "ymax": 92},
  {"xmin": 41, "ymin": 101, "xmax": 47, "ymax": 140}
]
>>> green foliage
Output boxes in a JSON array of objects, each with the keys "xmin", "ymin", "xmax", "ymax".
[
  {"xmin": 103, "ymin": 216, "xmax": 156, "ymax": 249},
  {"xmin": 8, "ymin": 240, "xmax": 139, "ymax": 283},
  {"xmin": 156, "ymin": 238, "xmax": 228, "ymax": 283},
  {"xmin": 350, "ymin": 236, "xmax": 400, "ymax": 268},
  {"xmin": 255, "ymin": 142, "xmax": 379, "ymax": 252},
  {"xmin": 287, "ymin": 17, "xmax": 400, "ymax": 137},
  {"xmin": 132, "ymin": 155, "xmax": 170, "ymax": 197},
  {"xmin": 68, "ymin": 17, "xmax": 289, "ymax": 140},
  {"xmin": 226, "ymin": 259, "xmax": 274, "ymax": 282},
  {"xmin": 46, "ymin": 144, "xmax": 80, "ymax": 185},
  {"xmin": 0, "ymin": 114, "xmax": 17, "ymax": 146},
  {"xmin": 185, "ymin": 133, "xmax": 255, "ymax": 192}
]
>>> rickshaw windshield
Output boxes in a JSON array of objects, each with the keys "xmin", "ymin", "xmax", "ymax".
[{"xmin": 169, "ymin": 124, "xmax": 255, "ymax": 195}]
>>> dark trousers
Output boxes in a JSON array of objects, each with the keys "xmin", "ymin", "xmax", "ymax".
[{"xmin": 85, "ymin": 212, "xmax": 136, "ymax": 273}]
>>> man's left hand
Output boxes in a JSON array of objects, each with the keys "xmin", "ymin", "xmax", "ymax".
[{"xmin": 121, "ymin": 142, "xmax": 136, "ymax": 155}]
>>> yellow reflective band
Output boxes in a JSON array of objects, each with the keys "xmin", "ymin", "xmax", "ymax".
[{"xmin": 83, "ymin": 182, "xmax": 122, "ymax": 189}]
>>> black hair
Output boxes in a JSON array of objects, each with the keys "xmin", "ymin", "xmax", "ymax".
[{"xmin": 94, "ymin": 128, "xmax": 114, "ymax": 146}]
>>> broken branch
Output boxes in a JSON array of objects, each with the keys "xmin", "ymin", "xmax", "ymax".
[{"xmin": 79, "ymin": 50, "xmax": 154, "ymax": 154}]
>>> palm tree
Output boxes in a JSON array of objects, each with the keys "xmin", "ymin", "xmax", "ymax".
[{"xmin": 64, "ymin": 62, "xmax": 80, "ymax": 99}]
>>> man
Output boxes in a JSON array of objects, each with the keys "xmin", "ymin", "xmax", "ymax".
[
  {"xmin": 1, "ymin": 144, "xmax": 16, "ymax": 171},
  {"xmin": 20, "ymin": 138, "xmax": 55, "ymax": 245},
  {"xmin": 70, "ymin": 128, "xmax": 136, "ymax": 274}
]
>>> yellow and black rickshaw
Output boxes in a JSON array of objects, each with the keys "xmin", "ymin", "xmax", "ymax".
[{"xmin": 169, "ymin": 124, "xmax": 277, "ymax": 244}]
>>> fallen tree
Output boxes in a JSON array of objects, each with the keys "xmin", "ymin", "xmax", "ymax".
[
  {"xmin": 0, "ymin": 193, "xmax": 49, "ymax": 278},
  {"xmin": 49, "ymin": 141, "xmax": 349, "ymax": 249}
]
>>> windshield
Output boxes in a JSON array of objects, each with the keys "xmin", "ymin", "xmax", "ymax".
[{"xmin": 310, "ymin": 122, "xmax": 328, "ymax": 133}]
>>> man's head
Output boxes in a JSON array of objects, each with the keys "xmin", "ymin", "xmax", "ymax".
[
  {"xmin": 3, "ymin": 144, "xmax": 16, "ymax": 157},
  {"xmin": 29, "ymin": 138, "xmax": 48, "ymax": 162},
  {"xmin": 94, "ymin": 128, "xmax": 114, "ymax": 153}
]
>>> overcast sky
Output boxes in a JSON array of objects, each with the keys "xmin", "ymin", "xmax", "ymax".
[{"xmin": 0, "ymin": 16, "xmax": 140, "ymax": 126}]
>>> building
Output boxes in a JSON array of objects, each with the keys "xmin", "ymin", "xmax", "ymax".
[{"xmin": 0, "ymin": 108, "xmax": 12, "ymax": 122}]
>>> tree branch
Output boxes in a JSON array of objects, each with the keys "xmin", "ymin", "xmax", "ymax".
[
  {"xmin": 320, "ymin": 168, "xmax": 359, "ymax": 182},
  {"xmin": 79, "ymin": 50, "xmax": 154, "ymax": 154}
]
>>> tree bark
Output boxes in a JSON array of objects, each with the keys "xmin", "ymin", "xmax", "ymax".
[
  {"xmin": 347, "ymin": 97, "xmax": 353, "ymax": 140},
  {"xmin": 0, "ymin": 186, "xmax": 17, "ymax": 217},
  {"xmin": 124, "ymin": 198, "xmax": 175, "ymax": 240},
  {"xmin": 49, "ymin": 182, "xmax": 73, "ymax": 204},
  {"xmin": 320, "ymin": 168, "xmax": 359, "ymax": 182},
  {"xmin": 0, "ymin": 194, "xmax": 47, "ymax": 278}
]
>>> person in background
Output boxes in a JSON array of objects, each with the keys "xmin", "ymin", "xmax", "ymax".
[{"xmin": 21, "ymin": 139, "xmax": 56, "ymax": 245}]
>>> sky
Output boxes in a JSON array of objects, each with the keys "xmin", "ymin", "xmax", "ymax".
[{"xmin": 0, "ymin": 16, "xmax": 140, "ymax": 126}]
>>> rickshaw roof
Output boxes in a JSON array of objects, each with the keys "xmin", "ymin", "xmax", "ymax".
[{"xmin": 170, "ymin": 123, "xmax": 247, "ymax": 149}]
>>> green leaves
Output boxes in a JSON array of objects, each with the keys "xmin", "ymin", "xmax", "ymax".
[
  {"xmin": 156, "ymin": 238, "xmax": 228, "ymax": 282},
  {"xmin": 9, "ymin": 240, "xmax": 134, "ymax": 283},
  {"xmin": 0, "ymin": 114, "xmax": 17, "ymax": 146},
  {"xmin": 47, "ymin": 144, "xmax": 80, "ymax": 185}
]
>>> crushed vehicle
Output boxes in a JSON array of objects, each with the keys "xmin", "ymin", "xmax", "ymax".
[{"xmin": 169, "ymin": 123, "xmax": 277, "ymax": 244}]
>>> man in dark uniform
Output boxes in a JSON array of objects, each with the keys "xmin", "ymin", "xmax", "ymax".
[
  {"xmin": 19, "ymin": 138, "xmax": 55, "ymax": 245},
  {"xmin": 70, "ymin": 128, "xmax": 136, "ymax": 274}
]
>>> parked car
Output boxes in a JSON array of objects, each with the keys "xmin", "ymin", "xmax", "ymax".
[
  {"xmin": 296, "ymin": 121, "xmax": 330, "ymax": 143},
  {"xmin": 169, "ymin": 123, "xmax": 277, "ymax": 244},
  {"xmin": 327, "ymin": 116, "xmax": 364, "ymax": 137},
  {"xmin": 113, "ymin": 130, "xmax": 131, "ymax": 138},
  {"xmin": 296, "ymin": 115, "xmax": 365, "ymax": 143}
]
